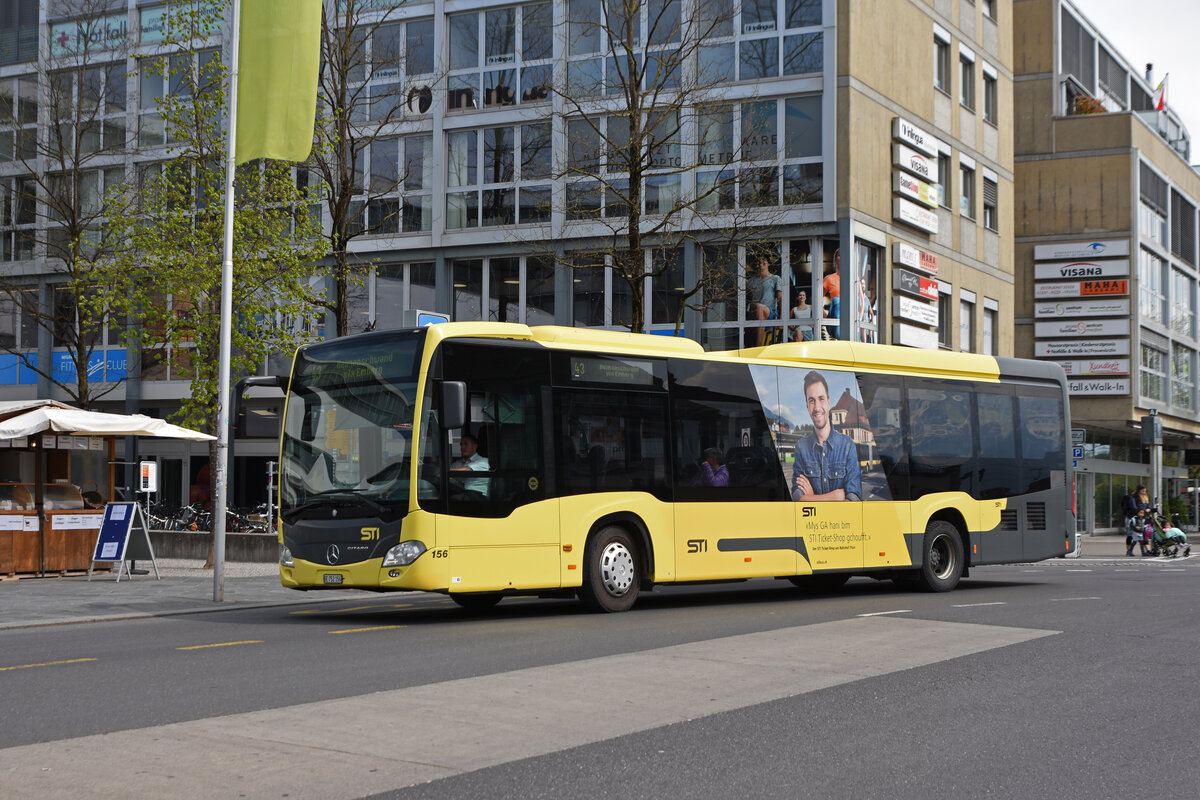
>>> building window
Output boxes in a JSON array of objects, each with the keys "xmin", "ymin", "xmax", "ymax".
[
  {"xmin": 1141, "ymin": 344, "xmax": 1166, "ymax": 401},
  {"xmin": 1171, "ymin": 269, "xmax": 1195, "ymax": 338},
  {"xmin": 982, "ymin": 0, "xmax": 996, "ymax": 20},
  {"xmin": 447, "ymin": 124, "xmax": 552, "ymax": 229},
  {"xmin": 449, "ymin": 4, "xmax": 552, "ymax": 111},
  {"xmin": 1170, "ymin": 189, "xmax": 1196, "ymax": 267},
  {"xmin": 983, "ymin": 304, "xmax": 997, "ymax": 355},
  {"xmin": 1172, "ymin": 344, "xmax": 1195, "ymax": 411},
  {"xmin": 1060, "ymin": 9, "xmax": 1095, "ymax": 90},
  {"xmin": 959, "ymin": 293, "xmax": 975, "ymax": 352},
  {"xmin": 959, "ymin": 163, "xmax": 975, "ymax": 219},
  {"xmin": 983, "ymin": 69, "xmax": 998, "ymax": 124},
  {"xmin": 1139, "ymin": 249, "xmax": 1166, "ymax": 324},
  {"xmin": 0, "ymin": 75, "xmax": 37, "ymax": 162},
  {"xmin": 0, "ymin": 176, "xmax": 36, "ymax": 261},
  {"xmin": 934, "ymin": 33, "xmax": 950, "ymax": 93},
  {"xmin": 138, "ymin": 49, "xmax": 219, "ymax": 147},
  {"xmin": 936, "ymin": 151, "xmax": 951, "ymax": 208},
  {"xmin": 937, "ymin": 283, "xmax": 952, "ymax": 348},
  {"xmin": 959, "ymin": 53, "xmax": 975, "ymax": 110},
  {"xmin": 983, "ymin": 176, "xmax": 998, "ymax": 231}
]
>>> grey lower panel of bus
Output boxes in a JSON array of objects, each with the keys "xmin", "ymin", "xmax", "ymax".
[{"xmin": 904, "ymin": 488, "xmax": 1070, "ymax": 568}]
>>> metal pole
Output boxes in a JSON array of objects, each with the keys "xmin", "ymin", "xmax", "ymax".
[{"xmin": 214, "ymin": 0, "xmax": 243, "ymax": 602}]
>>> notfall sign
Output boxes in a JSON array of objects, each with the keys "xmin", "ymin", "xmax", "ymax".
[{"xmin": 1034, "ymin": 338, "xmax": 1130, "ymax": 357}]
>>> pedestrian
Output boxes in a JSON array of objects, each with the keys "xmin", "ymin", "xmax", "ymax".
[
  {"xmin": 1122, "ymin": 485, "xmax": 1146, "ymax": 552},
  {"xmin": 1126, "ymin": 508, "xmax": 1149, "ymax": 557}
]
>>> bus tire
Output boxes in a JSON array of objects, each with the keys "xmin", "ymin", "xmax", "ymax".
[
  {"xmin": 579, "ymin": 526, "xmax": 640, "ymax": 613},
  {"xmin": 917, "ymin": 520, "xmax": 964, "ymax": 592},
  {"xmin": 788, "ymin": 574, "xmax": 850, "ymax": 592},
  {"xmin": 450, "ymin": 592, "xmax": 503, "ymax": 611}
]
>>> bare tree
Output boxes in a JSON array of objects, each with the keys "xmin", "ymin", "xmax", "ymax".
[
  {"xmin": 0, "ymin": 0, "xmax": 137, "ymax": 407},
  {"xmin": 311, "ymin": 0, "xmax": 439, "ymax": 337},
  {"xmin": 556, "ymin": 0, "xmax": 815, "ymax": 334}
]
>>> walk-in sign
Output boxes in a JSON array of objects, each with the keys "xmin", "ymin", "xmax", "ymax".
[{"xmin": 88, "ymin": 502, "xmax": 160, "ymax": 582}]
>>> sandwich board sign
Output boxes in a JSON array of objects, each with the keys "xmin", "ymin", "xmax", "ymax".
[{"xmin": 88, "ymin": 502, "xmax": 160, "ymax": 581}]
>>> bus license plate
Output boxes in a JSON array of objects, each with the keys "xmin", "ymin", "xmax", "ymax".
[{"xmin": 323, "ymin": 574, "xmax": 343, "ymax": 585}]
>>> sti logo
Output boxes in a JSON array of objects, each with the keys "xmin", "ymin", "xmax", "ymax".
[{"xmin": 1087, "ymin": 242, "xmax": 1106, "ymax": 254}]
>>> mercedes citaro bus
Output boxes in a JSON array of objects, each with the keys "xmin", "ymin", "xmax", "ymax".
[{"xmin": 274, "ymin": 322, "xmax": 1073, "ymax": 611}]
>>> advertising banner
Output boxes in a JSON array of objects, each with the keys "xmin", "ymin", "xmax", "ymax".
[
  {"xmin": 893, "ymin": 198, "xmax": 939, "ymax": 234},
  {"xmin": 894, "ymin": 322, "xmax": 939, "ymax": 349},
  {"xmin": 1034, "ymin": 259, "xmax": 1130, "ymax": 280},
  {"xmin": 892, "ymin": 144, "xmax": 939, "ymax": 183},
  {"xmin": 1033, "ymin": 240, "xmax": 1130, "ymax": 260},
  {"xmin": 1034, "ymin": 319, "xmax": 1130, "ymax": 338},
  {"xmin": 893, "ymin": 241, "xmax": 939, "ymax": 275},
  {"xmin": 894, "ymin": 173, "xmax": 939, "ymax": 208},
  {"xmin": 892, "ymin": 117, "xmax": 939, "ymax": 156},
  {"xmin": 1067, "ymin": 378, "xmax": 1130, "ymax": 395},
  {"xmin": 1033, "ymin": 279, "xmax": 1128, "ymax": 299},
  {"xmin": 1056, "ymin": 358, "xmax": 1130, "ymax": 376},
  {"xmin": 894, "ymin": 268, "xmax": 939, "ymax": 299},
  {"xmin": 1034, "ymin": 298, "xmax": 1130, "ymax": 318},
  {"xmin": 1034, "ymin": 339, "xmax": 1130, "ymax": 357},
  {"xmin": 894, "ymin": 295, "xmax": 939, "ymax": 327}
]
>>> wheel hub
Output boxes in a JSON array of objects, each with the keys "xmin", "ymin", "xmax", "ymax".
[{"xmin": 599, "ymin": 542, "xmax": 635, "ymax": 596}]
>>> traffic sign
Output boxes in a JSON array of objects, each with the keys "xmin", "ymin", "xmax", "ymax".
[{"xmin": 1072, "ymin": 447, "xmax": 1083, "ymax": 459}]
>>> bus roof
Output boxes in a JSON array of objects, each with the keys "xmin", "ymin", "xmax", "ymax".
[{"xmin": 423, "ymin": 323, "xmax": 1013, "ymax": 382}]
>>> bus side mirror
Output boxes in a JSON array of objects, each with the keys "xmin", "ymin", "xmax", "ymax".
[{"xmin": 441, "ymin": 381, "xmax": 467, "ymax": 430}]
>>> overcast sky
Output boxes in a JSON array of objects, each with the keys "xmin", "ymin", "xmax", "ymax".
[{"xmin": 1070, "ymin": 0, "xmax": 1200, "ymax": 159}]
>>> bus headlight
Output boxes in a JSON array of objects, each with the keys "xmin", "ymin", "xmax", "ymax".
[
  {"xmin": 280, "ymin": 545, "xmax": 294, "ymax": 568},
  {"xmin": 382, "ymin": 540, "xmax": 426, "ymax": 567}
]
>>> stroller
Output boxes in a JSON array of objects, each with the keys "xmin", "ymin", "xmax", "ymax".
[{"xmin": 1147, "ymin": 513, "xmax": 1192, "ymax": 558}]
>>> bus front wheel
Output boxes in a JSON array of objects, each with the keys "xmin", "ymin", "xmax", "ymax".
[
  {"xmin": 918, "ymin": 521, "xmax": 964, "ymax": 592},
  {"xmin": 579, "ymin": 526, "xmax": 640, "ymax": 612}
]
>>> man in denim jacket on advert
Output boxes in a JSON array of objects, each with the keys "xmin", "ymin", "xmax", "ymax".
[{"xmin": 792, "ymin": 370, "xmax": 861, "ymax": 502}]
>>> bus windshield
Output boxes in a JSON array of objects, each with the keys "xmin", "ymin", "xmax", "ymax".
[{"xmin": 280, "ymin": 331, "xmax": 426, "ymax": 522}]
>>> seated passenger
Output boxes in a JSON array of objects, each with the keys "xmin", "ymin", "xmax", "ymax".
[{"xmin": 693, "ymin": 447, "xmax": 729, "ymax": 487}]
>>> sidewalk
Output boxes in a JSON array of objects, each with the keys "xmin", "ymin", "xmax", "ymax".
[{"xmin": 0, "ymin": 558, "xmax": 374, "ymax": 630}]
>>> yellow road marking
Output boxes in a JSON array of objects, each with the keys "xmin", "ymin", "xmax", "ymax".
[
  {"xmin": 292, "ymin": 603, "xmax": 413, "ymax": 615},
  {"xmin": 176, "ymin": 640, "xmax": 264, "ymax": 651},
  {"xmin": 329, "ymin": 625, "xmax": 406, "ymax": 635},
  {"xmin": 0, "ymin": 657, "xmax": 97, "ymax": 672}
]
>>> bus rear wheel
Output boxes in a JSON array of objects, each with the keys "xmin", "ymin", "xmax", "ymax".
[
  {"xmin": 450, "ymin": 592, "xmax": 503, "ymax": 611},
  {"xmin": 579, "ymin": 526, "xmax": 640, "ymax": 613},
  {"xmin": 917, "ymin": 520, "xmax": 964, "ymax": 592}
]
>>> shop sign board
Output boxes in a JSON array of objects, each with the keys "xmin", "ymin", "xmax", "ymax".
[
  {"xmin": 1056, "ymin": 358, "xmax": 1130, "ymax": 376},
  {"xmin": 893, "ymin": 198, "xmax": 939, "ymax": 234},
  {"xmin": 1034, "ymin": 298, "xmax": 1130, "ymax": 318},
  {"xmin": 1033, "ymin": 239, "xmax": 1130, "ymax": 260},
  {"xmin": 1067, "ymin": 377, "xmax": 1130, "ymax": 395},
  {"xmin": 894, "ymin": 322, "xmax": 938, "ymax": 349},
  {"xmin": 1035, "ymin": 319, "xmax": 1130, "ymax": 338},
  {"xmin": 892, "ymin": 144, "xmax": 939, "ymax": 183},
  {"xmin": 894, "ymin": 268, "xmax": 940, "ymax": 299},
  {"xmin": 1033, "ymin": 279, "xmax": 1128, "ymax": 299},
  {"xmin": 892, "ymin": 117, "xmax": 939, "ymax": 156},
  {"xmin": 1034, "ymin": 338, "xmax": 1130, "ymax": 357},
  {"xmin": 893, "ymin": 241, "xmax": 939, "ymax": 275},
  {"xmin": 894, "ymin": 295, "xmax": 938, "ymax": 327},
  {"xmin": 894, "ymin": 172, "xmax": 939, "ymax": 208},
  {"xmin": 1034, "ymin": 259, "xmax": 1130, "ymax": 280}
]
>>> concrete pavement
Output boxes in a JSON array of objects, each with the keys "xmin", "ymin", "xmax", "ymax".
[{"xmin": 0, "ymin": 534, "xmax": 1174, "ymax": 631}]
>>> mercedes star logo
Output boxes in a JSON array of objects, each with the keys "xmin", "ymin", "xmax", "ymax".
[{"xmin": 326, "ymin": 544, "xmax": 340, "ymax": 564}]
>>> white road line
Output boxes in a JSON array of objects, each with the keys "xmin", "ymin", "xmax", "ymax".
[
  {"xmin": 1065, "ymin": 569, "xmax": 1093, "ymax": 572},
  {"xmin": 1050, "ymin": 596, "xmax": 1101, "ymax": 601},
  {"xmin": 952, "ymin": 602, "xmax": 1006, "ymax": 608},
  {"xmin": 855, "ymin": 609, "xmax": 912, "ymax": 617},
  {"xmin": 0, "ymin": 618, "xmax": 1056, "ymax": 800}
]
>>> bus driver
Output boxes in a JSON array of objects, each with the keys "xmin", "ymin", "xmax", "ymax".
[{"xmin": 792, "ymin": 370, "xmax": 861, "ymax": 502}]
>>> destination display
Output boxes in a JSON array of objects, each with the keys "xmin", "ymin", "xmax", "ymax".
[{"xmin": 1034, "ymin": 298, "xmax": 1130, "ymax": 318}]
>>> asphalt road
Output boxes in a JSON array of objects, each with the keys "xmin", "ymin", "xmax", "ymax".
[{"xmin": 3, "ymin": 559, "xmax": 1199, "ymax": 799}]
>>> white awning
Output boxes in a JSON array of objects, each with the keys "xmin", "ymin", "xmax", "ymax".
[{"xmin": 0, "ymin": 400, "xmax": 214, "ymax": 441}]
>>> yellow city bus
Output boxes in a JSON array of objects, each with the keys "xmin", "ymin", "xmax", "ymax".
[{"xmin": 276, "ymin": 322, "xmax": 1074, "ymax": 611}]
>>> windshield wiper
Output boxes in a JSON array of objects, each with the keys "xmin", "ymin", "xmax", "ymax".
[{"xmin": 286, "ymin": 489, "xmax": 389, "ymax": 518}]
